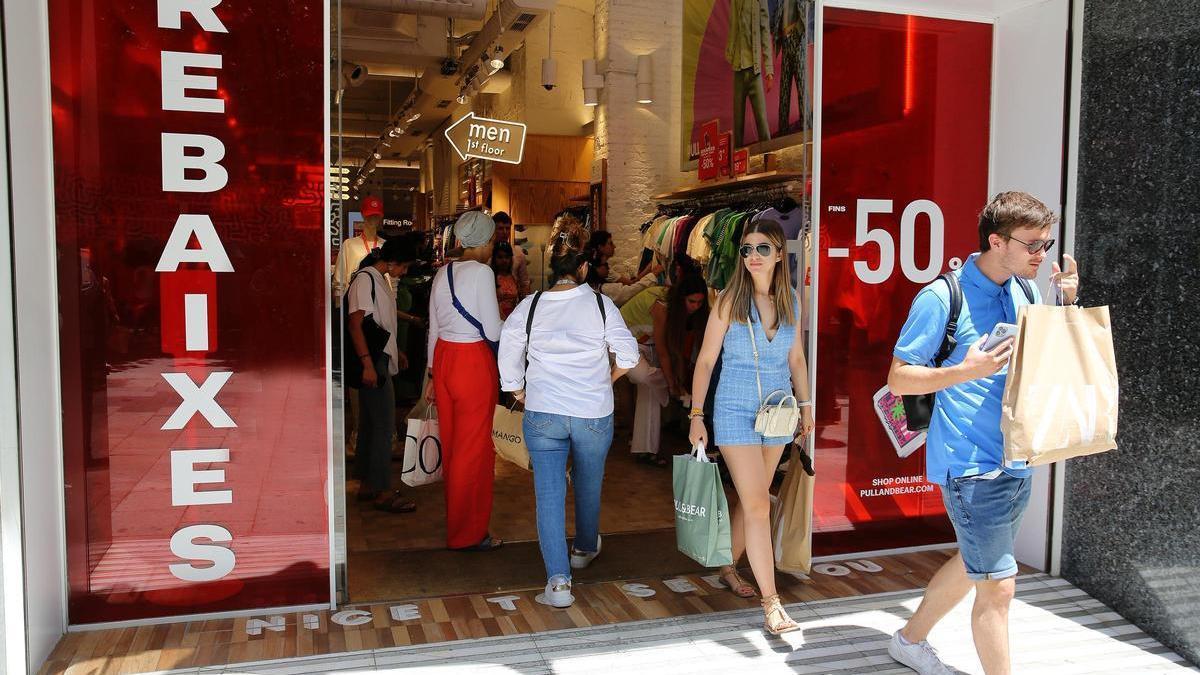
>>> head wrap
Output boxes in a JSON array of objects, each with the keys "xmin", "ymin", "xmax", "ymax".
[{"xmin": 454, "ymin": 211, "xmax": 496, "ymax": 249}]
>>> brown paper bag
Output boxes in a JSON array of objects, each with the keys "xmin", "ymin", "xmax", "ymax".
[
  {"xmin": 492, "ymin": 404, "xmax": 532, "ymax": 471},
  {"xmin": 1001, "ymin": 304, "xmax": 1119, "ymax": 466},
  {"xmin": 771, "ymin": 446, "xmax": 815, "ymax": 574}
]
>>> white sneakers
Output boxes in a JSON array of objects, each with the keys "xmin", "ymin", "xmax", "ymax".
[
  {"xmin": 536, "ymin": 575, "xmax": 574, "ymax": 608},
  {"xmin": 570, "ymin": 534, "xmax": 602, "ymax": 570},
  {"xmin": 888, "ymin": 631, "xmax": 954, "ymax": 675}
]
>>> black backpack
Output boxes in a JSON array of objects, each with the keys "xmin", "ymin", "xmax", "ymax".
[
  {"xmin": 901, "ymin": 272, "xmax": 1033, "ymax": 431},
  {"xmin": 342, "ymin": 270, "xmax": 392, "ymax": 389}
]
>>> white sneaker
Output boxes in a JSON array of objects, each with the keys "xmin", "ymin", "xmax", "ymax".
[
  {"xmin": 888, "ymin": 631, "xmax": 954, "ymax": 675},
  {"xmin": 535, "ymin": 575, "xmax": 574, "ymax": 608},
  {"xmin": 570, "ymin": 534, "xmax": 602, "ymax": 570}
]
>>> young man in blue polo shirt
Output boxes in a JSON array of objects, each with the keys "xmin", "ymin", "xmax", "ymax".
[{"xmin": 886, "ymin": 192, "xmax": 1080, "ymax": 675}]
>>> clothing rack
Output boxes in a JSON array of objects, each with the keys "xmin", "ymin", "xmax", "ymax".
[{"xmin": 654, "ymin": 179, "xmax": 806, "ymax": 214}]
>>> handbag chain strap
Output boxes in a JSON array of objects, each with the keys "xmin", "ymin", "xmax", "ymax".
[{"xmin": 746, "ymin": 301, "xmax": 765, "ymax": 406}]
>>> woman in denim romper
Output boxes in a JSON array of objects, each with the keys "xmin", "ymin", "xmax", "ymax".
[{"xmin": 689, "ymin": 218, "xmax": 814, "ymax": 635}]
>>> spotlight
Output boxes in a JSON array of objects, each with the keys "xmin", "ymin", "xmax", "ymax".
[
  {"xmin": 456, "ymin": 93, "xmax": 467, "ymax": 104},
  {"xmin": 489, "ymin": 46, "xmax": 506, "ymax": 71}
]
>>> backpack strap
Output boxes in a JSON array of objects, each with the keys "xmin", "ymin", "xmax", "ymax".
[
  {"xmin": 1014, "ymin": 276, "xmax": 1035, "ymax": 304},
  {"xmin": 594, "ymin": 290, "xmax": 607, "ymax": 324},
  {"xmin": 523, "ymin": 292, "xmax": 543, "ymax": 375},
  {"xmin": 932, "ymin": 272, "xmax": 963, "ymax": 367}
]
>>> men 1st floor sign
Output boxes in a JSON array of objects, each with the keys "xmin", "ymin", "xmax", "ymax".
[{"xmin": 444, "ymin": 112, "xmax": 527, "ymax": 165}]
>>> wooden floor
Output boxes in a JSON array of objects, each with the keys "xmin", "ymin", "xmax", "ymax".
[{"xmin": 39, "ymin": 549, "xmax": 961, "ymax": 674}]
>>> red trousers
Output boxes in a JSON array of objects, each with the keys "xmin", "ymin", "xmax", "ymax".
[{"xmin": 433, "ymin": 340, "xmax": 499, "ymax": 548}]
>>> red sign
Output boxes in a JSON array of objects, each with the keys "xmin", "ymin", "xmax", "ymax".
[
  {"xmin": 49, "ymin": 0, "xmax": 329, "ymax": 622},
  {"xmin": 698, "ymin": 119, "xmax": 720, "ymax": 181},
  {"xmin": 733, "ymin": 149, "xmax": 749, "ymax": 176},
  {"xmin": 814, "ymin": 9, "xmax": 993, "ymax": 554},
  {"xmin": 716, "ymin": 132, "xmax": 732, "ymax": 178}
]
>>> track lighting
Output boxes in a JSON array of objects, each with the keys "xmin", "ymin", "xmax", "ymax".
[{"xmin": 490, "ymin": 46, "xmax": 506, "ymax": 71}]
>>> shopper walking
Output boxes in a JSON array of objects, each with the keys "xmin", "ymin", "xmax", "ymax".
[
  {"xmin": 347, "ymin": 237, "xmax": 420, "ymax": 513},
  {"xmin": 492, "ymin": 240, "xmax": 523, "ymax": 320},
  {"xmin": 425, "ymin": 211, "xmax": 504, "ymax": 551},
  {"xmin": 688, "ymin": 218, "xmax": 813, "ymax": 635},
  {"xmin": 886, "ymin": 192, "xmax": 1080, "ymax": 675},
  {"xmin": 498, "ymin": 223, "xmax": 640, "ymax": 608}
]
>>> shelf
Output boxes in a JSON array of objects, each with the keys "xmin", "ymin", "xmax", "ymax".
[
  {"xmin": 653, "ymin": 171, "xmax": 807, "ymax": 201},
  {"xmin": 568, "ymin": 193, "xmax": 591, "ymax": 202}
]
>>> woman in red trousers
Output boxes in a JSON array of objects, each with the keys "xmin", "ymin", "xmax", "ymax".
[{"xmin": 424, "ymin": 211, "xmax": 504, "ymax": 551}]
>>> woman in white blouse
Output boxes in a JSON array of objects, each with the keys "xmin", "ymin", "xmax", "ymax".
[
  {"xmin": 424, "ymin": 211, "xmax": 504, "ymax": 552},
  {"xmin": 498, "ymin": 222, "xmax": 641, "ymax": 609}
]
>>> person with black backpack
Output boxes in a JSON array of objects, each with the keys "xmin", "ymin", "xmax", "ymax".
[
  {"xmin": 345, "ymin": 236, "xmax": 421, "ymax": 513},
  {"xmin": 497, "ymin": 221, "xmax": 641, "ymax": 609},
  {"xmin": 886, "ymin": 192, "xmax": 1080, "ymax": 675}
]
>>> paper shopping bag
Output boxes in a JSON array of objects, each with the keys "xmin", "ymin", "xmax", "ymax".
[
  {"xmin": 672, "ymin": 444, "xmax": 733, "ymax": 567},
  {"xmin": 772, "ymin": 446, "xmax": 815, "ymax": 575},
  {"xmin": 492, "ymin": 404, "xmax": 531, "ymax": 471},
  {"xmin": 401, "ymin": 405, "xmax": 442, "ymax": 487},
  {"xmin": 1002, "ymin": 304, "xmax": 1119, "ymax": 466}
]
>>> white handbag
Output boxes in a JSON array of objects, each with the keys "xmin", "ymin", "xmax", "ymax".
[{"xmin": 746, "ymin": 313, "xmax": 801, "ymax": 438}]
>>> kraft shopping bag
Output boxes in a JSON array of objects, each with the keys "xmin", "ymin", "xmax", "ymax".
[
  {"xmin": 401, "ymin": 403, "xmax": 443, "ymax": 487},
  {"xmin": 771, "ymin": 446, "xmax": 815, "ymax": 575},
  {"xmin": 1002, "ymin": 304, "xmax": 1119, "ymax": 466},
  {"xmin": 492, "ymin": 403, "xmax": 532, "ymax": 471},
  {"xmin": 672, "ymin": 443, "xmax": 733, "ymax": 568}
]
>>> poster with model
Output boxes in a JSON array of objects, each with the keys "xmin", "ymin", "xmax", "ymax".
[{"xmin": 682, "ymin": 0, "xmax": 814, "ymax": 163}]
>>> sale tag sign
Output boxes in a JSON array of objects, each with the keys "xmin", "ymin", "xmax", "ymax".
[
  {"xmin": 733, "ymin": 148, "xmax": 749, "ymax": 176},
  {"xmin": 698, "ymin": 119, "xmax": 720, "ymax": 181},
  {"xmin": 717, "ymin": 132, "xmax": 732, "ymax": 177}
]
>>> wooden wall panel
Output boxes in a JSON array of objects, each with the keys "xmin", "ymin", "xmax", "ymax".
[
  {"xmin": 492, "ymin": 135, "xmax": 594, "ymax": 225},
  {"xmin": 508, "ymin": 180, "xmax": 590, "ymax": 225}
]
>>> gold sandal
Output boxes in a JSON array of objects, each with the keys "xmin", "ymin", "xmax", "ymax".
[
  {"xmin": 719, "ymin": 565, "xmax": 756, "ymax": 598},
  {"xmin": 761, "ymin": 594, "xmax": 800, "ymax": 635}
]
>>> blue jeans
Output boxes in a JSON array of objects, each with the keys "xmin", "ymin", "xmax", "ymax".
[
  {"xmin": 523, "ymin": 411, "xmax": 614, "ymax": 580},
  {"xmin": 940, "ymin": 471, "xmax": 1032, "ymax": 581}
]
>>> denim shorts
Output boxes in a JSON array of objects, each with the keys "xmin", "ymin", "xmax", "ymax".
[{"xmin": 940, "ymin": 471, "xmax": 1032, "ymax": 581}]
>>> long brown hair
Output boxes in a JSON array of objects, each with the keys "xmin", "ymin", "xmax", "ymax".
[
  {"xmin": 547, "ymin": 215, "xmax": 588, "ymax": 284},
  {"xmin": 661, "ymin": 272, "xmax": 710, "ymax": 391},
  {"xmin": 718, "ymin": 218, "xmax": 795, "ymax": 327}
]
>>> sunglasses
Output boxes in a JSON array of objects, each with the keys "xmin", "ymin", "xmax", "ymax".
[
  {"xmin": 739, "ymin": 243, "xmax": 776, "ymax": 258},
  {"xmin": 1005, "ymin": 235, "xmax": 1056, "ymax": 255}
]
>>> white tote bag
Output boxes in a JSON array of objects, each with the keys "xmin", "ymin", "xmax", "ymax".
[{"xmin": 401, "ymin": 403, "xmax": 443, "ymax": 487}]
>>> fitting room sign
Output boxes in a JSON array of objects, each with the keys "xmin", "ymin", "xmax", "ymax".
[
  {"xmin": 48, "ymin": 0, "xmax": 329, "ymax": 622},
  {"xmin": 445, "ymin": 112, "xmax": 528, "ymax": 164}
]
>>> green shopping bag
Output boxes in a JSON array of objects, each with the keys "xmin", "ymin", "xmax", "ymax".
[{"xmin": 673, "ymin": 443, "xmax": 733, "ymax": 567}]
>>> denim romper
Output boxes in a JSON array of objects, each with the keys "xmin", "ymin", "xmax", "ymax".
[{"xmin": 713, "ymin": 299, "xmax": 798, "ymax": 447}]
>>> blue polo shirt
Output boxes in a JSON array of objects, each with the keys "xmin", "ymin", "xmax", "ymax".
[{"xmin": 893, "ymin": 254, "xmax": 1039, "ymax": 485}]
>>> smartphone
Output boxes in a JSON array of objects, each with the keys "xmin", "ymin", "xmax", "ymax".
[{"xmin": 983, "ymin": 322, "xmax": 1018, "ymax": 351}]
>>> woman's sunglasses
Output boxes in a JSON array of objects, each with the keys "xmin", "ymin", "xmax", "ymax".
[
  {"xmin": 739, "ymin": 243, "xmax": 776, "ymax": 258},
  {"xmin": 1005, "ymin": 235, "xmax": 1056, "ymax": 255}
]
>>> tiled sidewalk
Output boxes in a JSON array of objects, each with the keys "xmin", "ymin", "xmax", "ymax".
[{"xmin": 167, "ymin": 574, "xmax": 1197, "ymax": 674}]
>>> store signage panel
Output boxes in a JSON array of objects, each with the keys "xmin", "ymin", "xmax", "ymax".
[
  {"xmin": 48, "ymin": 0, "xmax": 329, "ymax": 622},
  {"xmin": 814, "ymin": 9, "xmax": 992, "ymax": 551},
  {"xmin": 445, "ymin": 112, "xmax": 527, "ymax": 165}
]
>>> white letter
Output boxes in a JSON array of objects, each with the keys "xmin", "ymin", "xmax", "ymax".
[
  {"xmin": 622, "ymin": 583, "xmax": 656, "ymax": 598},
  {"xmin": 171, "ymin": 448, "xmax": 231, "ymax": 506},
  {"xmin": 389, "ymin": 604, "xmax": 421, "ymax": 621},
  {"xmin": 331, "ymin": 610, "xmax": 374, "ymax": 626},
  {"xmin": 185, "ymin": 294, "xmax": 210, "ymax": 351},
  {"xmin": 156, "ymin": 214, "xmax": 234, "ymax": 272},
  {"xmin": 813, "ymin": 563, "xmax": 851, "ymax": 577},
  {"xmin": 158, "ymin": 0, "xmax": 228, "ymax": 32},
  {"xmin": 162, "ymin": 371, "xmax": 236, "ymax": 429},
  {"xmin": 846, "ymin": 560, "xmax": 883, "ymax": 573},
  {"xmin": 168, "ymin": 525, "xmax": 235, "ymax": 581},
  {"xmin": 701, "ymin": 574, "xmax": 724, "ymax": 590},
  {"xmin": 162, "ymin": 133, "xmax": 228, "ymax": 193},
  {"xmin": 302, "ymin": 614, "xmax": 320, "ymax": 630},
  {"xmin": 246, "ymin": 616, "xmax": 285, "ymax": 636},
  {"xmin": 664, "ymin": 578, "xmax": 698, "ymax": 594},
  {"xmin": 486, "ymin": 595, "xmax": 520, "ymax": 611},
  {"xmin": 162, "ymin": 51, "xmax": 224, "ymax": 114}
]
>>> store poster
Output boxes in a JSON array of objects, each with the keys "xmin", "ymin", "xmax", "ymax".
[
  {"xmin": 682, "ymin": 0, "xmax": 815, "ymax": 163},
  {"xmin": 48, "ymin": 0, "xmax": 329, "ymax": 621},
  {"xmin": 814, "ymin": 9, "xmax": 993, "ymax": 551}
]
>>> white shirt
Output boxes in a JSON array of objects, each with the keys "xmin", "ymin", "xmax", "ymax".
[
  {"xmin": 498, "ymin": 285, "xmax": 641, "ymax": 418},
  {"xmin": 333, "ymin": 234, "xmax": 385, "ymax": 302},
  {"xmin": 347, "ymin": 266, "xmax": 399, "ymax": 376},
  {"xmin": 427, "ymin": 260, "xmax": 503, "ymax": 362}
]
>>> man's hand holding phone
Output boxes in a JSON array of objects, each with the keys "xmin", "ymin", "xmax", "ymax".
[{"xmin": 959, "ymin": 333, "xmax": 1015, "ymax": 381}]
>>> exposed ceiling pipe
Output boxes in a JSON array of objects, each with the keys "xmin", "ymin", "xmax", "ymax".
[{"xmin": 341, "ymin": 0, "xmax": 487, "ymax": 21}]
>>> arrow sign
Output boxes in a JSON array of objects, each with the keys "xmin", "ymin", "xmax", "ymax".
[{"xmin": 444, "ymin": 112, "xmax": 527, "ymax": 165}]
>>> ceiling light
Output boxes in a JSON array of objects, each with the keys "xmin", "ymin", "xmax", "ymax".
[
  {"xmin": 407, "ymin": 113, "xmax": 421, "ymax": 123},
  {"xmin": 456, "ymin": 93, "xmax": 467, "ymax": 104},
  {"xmin": 489, "ymin": 46, "xmax": 506, "ymax": 71}
]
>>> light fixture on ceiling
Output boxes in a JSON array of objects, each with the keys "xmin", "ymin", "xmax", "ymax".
[
  {"xmin": 456, "ymin": 93, "xmax": 468, "ymax": 105},
  {"xmin": 489, "ymin": 46, "xmax": 506, "ymax": 72},
  {"xmin": 636, "ymin": 55, "xmax": 654, "ymax": 104},
  {"xmin": 372, "ymin": 150, "xmax": 382, "ymax": 160}
]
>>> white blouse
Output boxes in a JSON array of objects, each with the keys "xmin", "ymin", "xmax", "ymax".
[
  {"xmin": 498, "ymin": 285, "xmax": 641, "ymax": 418},
  {"xmin": 427, "ymin": 260, "xmax": 504, "ymax": 362},
  {"xmin": 347, "ymin": 267, "xmax": 399, "ymax": 376}
]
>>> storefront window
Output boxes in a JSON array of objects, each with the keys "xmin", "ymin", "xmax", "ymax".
[
  {"xmin": 814, "ymin": 8, "xmax": 993, "ymax": 553},
  {"xmin": 49, "ymin": 0, "xmax": 330, "ymax": 622}
]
